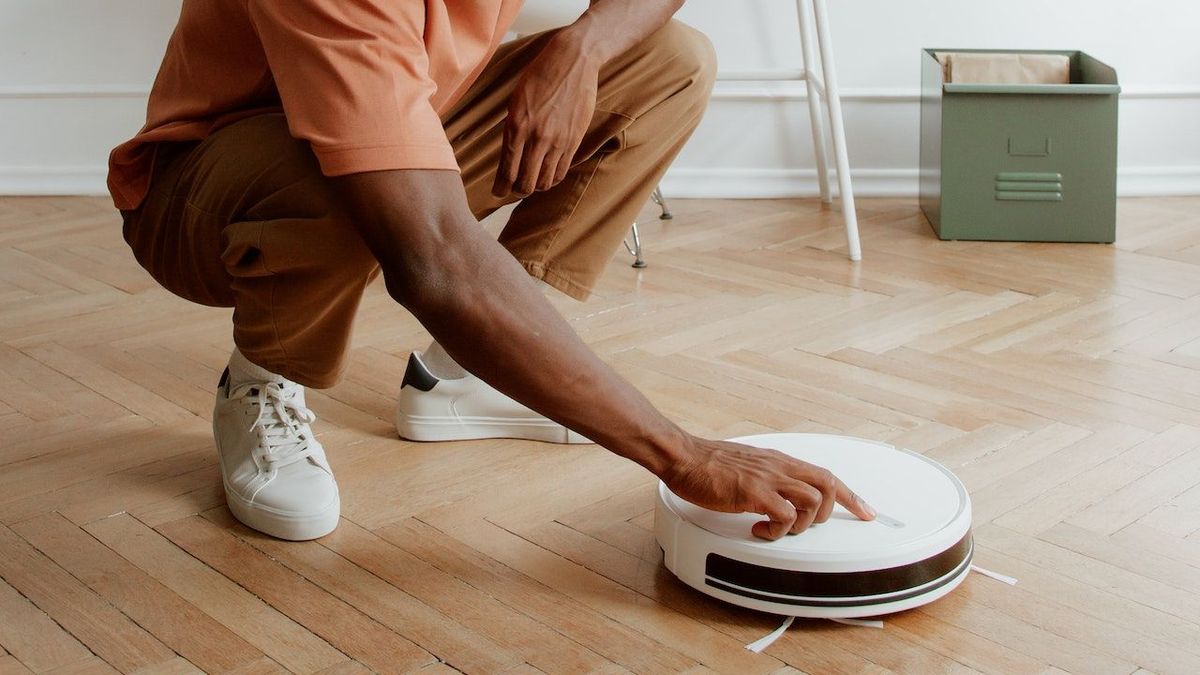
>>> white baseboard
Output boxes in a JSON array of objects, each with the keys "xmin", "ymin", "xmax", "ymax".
[
  {"xmin": 707, "ymin": 82, "xmax": 1200, "ymax": 102},
  {"xmin": 659, "ymin": 166, "xmax": 1200, "ymax": 199},
  {"xmin": 659, "ymin": 168, "xmax": 917, "ymax": 199},
  {"xmin": 0, "ymin": 166, "xmax": 112, "ymax": 197},
  {"xmin": 6, "ymin": 165, "xmax": 1196, "ymax": 200},
  {"xmin": 1114, "ymin": 166, "xmax": 1200, "ymax": 197}
]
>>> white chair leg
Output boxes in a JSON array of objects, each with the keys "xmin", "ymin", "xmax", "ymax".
[
  {"xmin": 796, "ymin": 0, "xmax": 832, "ymax": 204},
  {"xmin": 624, "ymin": 222, "xmax": 647, "ymax": 268},
  {"xmin": 811, "ymin": 0, "xmax": 862, "ymax": 261}
]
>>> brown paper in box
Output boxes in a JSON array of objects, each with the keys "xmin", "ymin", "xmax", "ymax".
[{"xmin": 936, "ymin": 52, "xmax": 1071, "ymax": 85}]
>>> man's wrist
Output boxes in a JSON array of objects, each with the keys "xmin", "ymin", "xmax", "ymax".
[
  {"xmin": 554, "ymin": 13, "xmax": 611, "ymax": 69},
  {"xmin": 623, "ymin": 420, "xmax": 695, "ymax": 479},
  {"xmin": 557, "ymin": 0, "xmax": 685, "ymax": 68}
]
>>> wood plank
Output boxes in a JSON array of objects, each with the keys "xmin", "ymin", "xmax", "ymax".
[
  {"xmin": 321, "ymin": 518, "xmax": 619, "ymax": 673},
  {"xmin": 154, "ymin": 515, "xmax": 434, "ymax": 674},
  {"xmin": 377, "ymin": 518, "xmax": 706, "ymax": 673},
  {"xmin": 0, "ymin": 577, "xmax": 95, "ymax": 673},
  {"xmin": 11, "ymin": 513, "xmax": 266, "ymax": 673},
  {"xmin": 0, "ymin": 525, "xmax": 177, "ymax": 672},
  {"xmin": 83, "ymin": 513, "xmax": 349, "ymax": 674},
  {"xmin": 199, "ymin": 508, "xmax": 522, "ymax": 673}
]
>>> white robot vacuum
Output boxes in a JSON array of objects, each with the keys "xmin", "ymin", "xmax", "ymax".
[{"xmin": 655, "ymin": 433, "xmax": 973, "ymax": 618}]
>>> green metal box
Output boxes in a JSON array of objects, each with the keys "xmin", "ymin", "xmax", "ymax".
[{"xmin": 919, "ymin": 49, "xmax": 1120, "ymax": 242}]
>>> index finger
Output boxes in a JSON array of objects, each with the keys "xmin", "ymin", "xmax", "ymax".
[
  {"xmin": 492, "ymin": 124, "xmax": 525, "ymax": 198},
  {"xmin": 836, "ymin": 478, "xmax": 876, "ymax": 521}
]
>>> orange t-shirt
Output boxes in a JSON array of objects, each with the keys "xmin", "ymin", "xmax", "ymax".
[{"xmin": 108, "ymin": 0, "xmax": 524, "ymax": 210}]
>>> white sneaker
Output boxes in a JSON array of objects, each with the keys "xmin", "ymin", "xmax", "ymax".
[
  {"xmin": 395, "ymin": 351, "xmax": 592, "ymax": 444},
  {"xmin": 212, "ymin": 356, "xmax": 339, "ymax": 540}
]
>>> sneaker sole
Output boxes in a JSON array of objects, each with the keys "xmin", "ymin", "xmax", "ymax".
[
  {"xmin": 396, "ymin": 411, "xmax": 593, "ymax": 444},
  {"xmin": 222, "ymin": 483, "xmax": 341, "ymax": 541}
]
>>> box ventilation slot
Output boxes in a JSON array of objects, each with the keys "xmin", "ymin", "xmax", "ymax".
[{"xmin": 995, "ymin": 172, "xmax": 1063, "ymax": 202}]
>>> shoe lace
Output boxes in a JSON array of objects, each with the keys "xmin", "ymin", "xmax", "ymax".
[{"xmin": 231, "ymin": 381, "xmax": 318, "ymax": 471}]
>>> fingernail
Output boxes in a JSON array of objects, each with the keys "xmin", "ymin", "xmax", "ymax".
[{"xmin": 864, "ymin": 501, "xmax": 877, "ymax": 518}]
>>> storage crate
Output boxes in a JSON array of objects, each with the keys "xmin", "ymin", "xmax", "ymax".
[{"xmin": 919, "ymin": 49, "xmax": 1120, "ymax": 242}]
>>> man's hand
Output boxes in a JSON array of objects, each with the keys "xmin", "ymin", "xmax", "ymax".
[
  {"xmin": 664, "ymin": 438, "xmax": 876, "ymax": 540},
  {"xmin": 491, "ymin": 0, "xmax": 686, "ymax": 198},
  {"xmin": 491, "ymin": 34, "xmax": 600, "ymax": 198}
]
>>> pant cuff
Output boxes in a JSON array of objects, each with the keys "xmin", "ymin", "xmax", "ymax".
[
  {"xmin": 519, "ymin": 261, "xmax": 594, "ymax": 302},
  {"xmin": 235, "ymin": 348, "xmax": 344, "ymax": 390}
]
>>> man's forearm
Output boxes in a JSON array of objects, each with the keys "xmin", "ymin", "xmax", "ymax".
[
  {"xmin": 335, "ymin": 169, "xmax": 692, "ymax": 476},
  {"xmin": 408, "ymin": 222, "xmax": 689, "ymax": 473}
]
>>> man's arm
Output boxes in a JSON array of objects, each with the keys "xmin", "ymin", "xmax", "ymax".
[
  {"xmin": 337, "ymin": 169, "xmax": 682, "ymax": 475},
  {"xmin": 334, "ymin": 168, "xmax": 875, "ymax": 540}
]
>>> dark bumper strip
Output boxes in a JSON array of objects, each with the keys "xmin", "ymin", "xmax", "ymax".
[{"xmin": 704, "ymin": 533, "xmax": 973, "ymax": 602}]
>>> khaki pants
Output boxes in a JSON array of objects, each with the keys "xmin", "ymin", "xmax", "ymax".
[{"xmin": 121, "ymin": 20, "xmax": 716, "ymax": 389}]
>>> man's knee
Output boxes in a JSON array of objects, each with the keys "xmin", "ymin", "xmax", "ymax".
[{"xmin": 647, "ymin": 20, "xmax": 719, "ymax": 95}]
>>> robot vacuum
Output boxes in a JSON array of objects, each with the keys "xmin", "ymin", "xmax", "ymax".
[{"xmin": 655, "ymin": 433, "xmax": 973, "ymax": 618}]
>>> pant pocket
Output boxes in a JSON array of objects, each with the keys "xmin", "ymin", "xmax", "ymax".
[{"xmin": 220, "ymin": 220, "xmax": 272, "ymax": 279}]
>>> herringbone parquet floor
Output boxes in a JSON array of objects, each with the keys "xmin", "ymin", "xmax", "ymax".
[{"xmin": 1, "ymin": 195, "xmax": 1199, "ymax": 674}]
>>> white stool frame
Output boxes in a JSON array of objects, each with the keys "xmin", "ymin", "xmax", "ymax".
[
  {"xmin": 519, "ymin": 0, "xmax": 863, "ymax": 264},
  {"xmin": 516, "ymin": 0, "xmax": 864, "ymax": 265},
  {"xmin": 720, "ymin": 0, "xmax": 861, "ymax": 261}
]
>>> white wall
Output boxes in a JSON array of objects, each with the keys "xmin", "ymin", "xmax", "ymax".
[
  {"xmin": 670, "ymin": 0, "xmax": 1200, "ymax": 198},
  {"xmin": 2, "ymin": 0, "xmax": 1198, "ymax": 198}
]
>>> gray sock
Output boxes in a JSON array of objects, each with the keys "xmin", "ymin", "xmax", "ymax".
[
  {"xmin": 421, "ymin": 341, "xmax": 467, "ymax": 380},
  {"xmin": 228, "ymin": 347, "xmax": 292, "ymax": 387}
]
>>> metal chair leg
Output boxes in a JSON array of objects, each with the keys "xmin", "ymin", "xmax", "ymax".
[
  {"xmin": 651, "ymin": 186, "xmax": 673, "ymax": 220},
  {"xmin": 623, "ymin": 222, "xmax": 647, "ymax": 268},
  {"xmin": 623, "ymin": 187, "xmax": 669, "ymax": 269}
]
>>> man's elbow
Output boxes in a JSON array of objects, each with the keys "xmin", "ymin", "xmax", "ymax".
[
  {"xmin": 331, "ymin": 169, "xmax": 490, "ymax": 317},
  {"xmin": 376, "ymin": 249, "xmax": 447, "ymax": 313},
  {"xmin": 374, "ymin": 229, "xmax": 476, "ymax": 317}
]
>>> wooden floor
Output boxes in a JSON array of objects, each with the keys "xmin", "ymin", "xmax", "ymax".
[{"xmin": 2, "ymin": 195, "xmax": 1199, "ymax": 675}]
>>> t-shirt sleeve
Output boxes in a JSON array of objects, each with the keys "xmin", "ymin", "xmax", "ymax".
[{"xmin": 246, "ymin": 0, "xmax": 459, "ymax": 176}]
